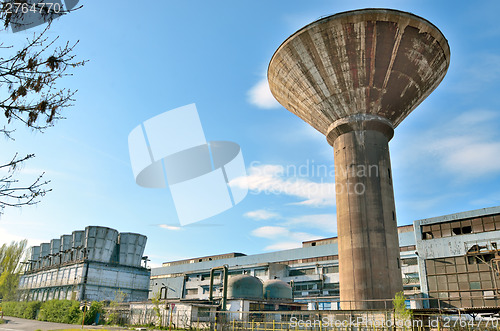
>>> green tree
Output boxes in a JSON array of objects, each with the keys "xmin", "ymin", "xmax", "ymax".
[
  {"xmin": 0, "ymin": 239, "xmax": 27, "ymax": 300},
  {"xmin": 0, "ymin": 3, "xmax": 85, "ymax": 213},
  {"xmin": 106, "ymin": 290, "xmax": 126, "ymax": 325},
  {"xmin": 152, "ymin": 290, "xmax": 163, "ymax": 327},
  {"xmin": 393, "ymin": 291, "xmax": 413, "ymax": 329}
]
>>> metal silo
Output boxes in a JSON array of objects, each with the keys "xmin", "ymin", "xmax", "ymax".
[
  {"xmin": 118, "ymin": 232, "xmax": 147, "ymax": 267},
  {"xmin": 84, "ymin": 226, "xmax": 119, "ymax": 263}
]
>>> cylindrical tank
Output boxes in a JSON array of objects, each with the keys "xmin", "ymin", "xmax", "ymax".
[
  {"xmin": 118, "ymin": 233, "xmax": 147, "ymax": 267},
  {"xmin": 84, "ymin": 226, "xmax": 119, "ymax": 263},
  {"xmin": 227, "ymin": 275, "xmax": 263, "ymax": 300},
  {"xmin": 263, "ymin": 279, "xmax": 292, "ymax": 301}
]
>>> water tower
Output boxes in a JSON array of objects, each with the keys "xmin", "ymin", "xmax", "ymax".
[{"xmin": 268, "ymin": 9, "xmax": 450, "ymax": 309}]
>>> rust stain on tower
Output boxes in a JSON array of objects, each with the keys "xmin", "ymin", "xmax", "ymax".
[{"xmin": 268, "ymin": 9, "xmax": 450, "ymax": 309}]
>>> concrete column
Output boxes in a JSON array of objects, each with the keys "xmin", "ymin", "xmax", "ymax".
[{"xmin": 327, "ymin": 114, "xmax": 403, "ymax": 310}]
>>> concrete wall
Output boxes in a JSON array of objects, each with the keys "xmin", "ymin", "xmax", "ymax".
[{"xmin": 19, "ymin": 261, "xmax": 150, "ymax": 302}]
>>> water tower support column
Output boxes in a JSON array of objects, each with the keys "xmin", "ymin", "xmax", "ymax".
[{"xmin": 327, "ymin": 114, "xmax": 403, "ymax": 310}]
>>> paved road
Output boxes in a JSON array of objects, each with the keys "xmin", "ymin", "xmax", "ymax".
[{"xmin": 0, "ymin": 316, "xmax": 128, "ymax": 331}]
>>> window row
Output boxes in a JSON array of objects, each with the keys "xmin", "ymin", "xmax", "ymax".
[{"xmin": 421, "ymin": 215, "xmax": 500, "ymax": 240}]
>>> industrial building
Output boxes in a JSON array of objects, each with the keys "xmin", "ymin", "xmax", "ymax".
[
  {"xmin": 150, "ymin": 206, "xmax": 500, "ymax": 311},
  {"xmin": 150, "ymin": 221, "xmax": 418, "ymax": 310},
  {"xmin": 18, "ymin": 226, "xmax": 150, "ymax": 302},
  {"xmin": 416, "ymin": 206, "xmax": 500, "ymax": 309}
]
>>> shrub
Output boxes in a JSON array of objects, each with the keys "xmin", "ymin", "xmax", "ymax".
[
  {"xmin": 80, "ymin": 301, "xmax": 103, "ymax": 325},
  {"xmin": 23, "ymin": 301, "xmax": 42, "ymax": 319},
  {"xmin": 2, "ymin": 300, "xmax": 102, "ymax": 325},
  {"xmin": 1, "ymin": 301, "xmax": 28, "ymax": 317},
  {"xmin": 37, "ymin": 300, "xmax": 82, "ymax": 324}
]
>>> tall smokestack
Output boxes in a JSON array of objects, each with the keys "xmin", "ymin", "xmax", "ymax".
[{"xmin": 268, "ymin": 9, "xmax": 450, "ymax": 309}]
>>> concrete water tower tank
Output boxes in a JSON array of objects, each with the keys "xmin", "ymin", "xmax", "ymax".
[
  {"xmin": 227, "ymin": 274, "xmax": 263, "ymax": 300},
  {"xmin": 268, "ymin": 8, "xmax": 450, "ymax": 309},
  {"xmin": 263, "ymin": 279, "xmax": 292, "ymax": 301}
]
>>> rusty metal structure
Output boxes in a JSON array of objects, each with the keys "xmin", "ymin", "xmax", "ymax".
[{"xmin": 268, "ymin": 9, "xmax": 450, "ymax": 309}]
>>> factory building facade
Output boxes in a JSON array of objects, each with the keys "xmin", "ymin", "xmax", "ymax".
[
  {"xmin": 415, "ymin": 206, "xmax": 500, "ymax": 309},
  {"xmin": 18, "ymin": 226, "xmax": 151, "ymax": 302},
  {"xmin": 150, "ymin": 224, "xmax": 419, "ymax": 310},
  {"xmin": 151, "ymin": 206, "xmax": 500, "ymax": 310}
]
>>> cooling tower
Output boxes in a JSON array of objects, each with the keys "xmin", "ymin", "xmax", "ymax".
[
  {"xmin": 72, "ymin": 230, "xmax": 85, "ymax": 260},
  {"xmin": 60, "ymin": 234, "xmax": 72, "ymax": 263},
  {"xmin": 118, "ymin": 233, "xmax": 147, "ymax": 267},
  {"xmin": 40, "ymin": 243, "xmax": 50, "ymax": 268},
  {"xmin": 29, "ymin": 246, "xmax": 40, "ymax": 270},
  {"xmin": 84, "ymin": 226, "xmax": 119, "ymax": 263},
  {"xmin": 268, "ymin": 8, "xmax": 450, "ymax": 309},
  {"xmin": 50, "ymin": 239, "xmax": 61, "ymax": 266}
]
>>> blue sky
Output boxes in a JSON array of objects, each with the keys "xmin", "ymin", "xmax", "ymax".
[{"xmin": 1, "ymin": 0, "xmax": 500, "ymax": 267}]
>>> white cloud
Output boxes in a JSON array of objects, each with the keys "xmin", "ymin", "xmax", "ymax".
[
  {"xmin": 452, "ymin": 54, "xmax": 500, "ymax": 92},
  {"xmin": 285, "ymin": 214, "xmax": 336, "ymax": 233},
  {"xmin": 394, "ymin": 110, "xmax": 500, "ymax": 180},
  {"xmin": 247, "ymin": 77, "xmax": 281, "ymax": 109},
  {"xmin": 147, "ymin": 261, "xmax": 163, "ymax": 269},
  {"xmin": 426, "ymin": 110, "xmax": 500, "ymax": 178},
  {"xmin": 0, "ymin": 227, "xmax": 43, "ymax": 249},
  {"xmin": 231, "ymin": 164, "xmax": 335, "ymax": 207},
  {"xmin": 244, "ymin": 209, "xmax": 280, "ymax": 221},
  {"xmin": 264, "ymin": 241, "xmax": 302, "ymax": 251},
  {"xmin": 251, "ymin": 225, "xmax": 322, "ymax": 251},
  {"xmin": 159, "ymin": 224, "xmax": 181, "ymax": 231},
  {"xmin": 251, "ymin": 226, "xmax": 289, "ymax": 239}
]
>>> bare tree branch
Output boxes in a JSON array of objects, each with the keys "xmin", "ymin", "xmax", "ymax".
[{"xmin": 0, "ymin": 4, "xmax": 85, "ymax": 213}]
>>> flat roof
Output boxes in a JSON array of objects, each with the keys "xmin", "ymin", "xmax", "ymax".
[
  {"xmin": 414, "ymin": 206, "xmax": 500, "ymax": 227},
  {"xmin": 301, "ymin": 224, "xmax": 415, "ymax": 244}
]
